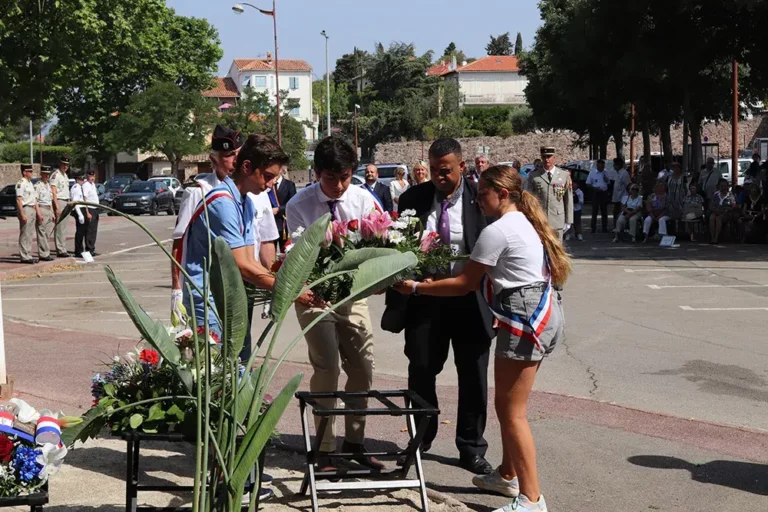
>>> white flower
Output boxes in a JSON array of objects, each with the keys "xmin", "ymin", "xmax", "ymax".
[
  {"xmin": 36, "ymin": 443, "xmax": 68, "ymax": 479},
  {"xmin": 392, "ymin": 220, "xmax": 408, "ymax": 230},
  {"xmin": 388, "ymin": 231, "xmax": 405, "ymax": 245},
  {"xmin": 401, "ymin": 209, "xmax": 417, "ymax": 217},
  {"xmin": 290, "ymin": 226, "xmax": 305, "ymax": 239},
  {"xmin": 9, "ymin": 398, "xmax": 39, "ymax": 423}
]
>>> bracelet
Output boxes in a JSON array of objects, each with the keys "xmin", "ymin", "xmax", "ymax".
[{"xmin": 411, "ymin": 281, "xmax": 419, "ymax": 296}]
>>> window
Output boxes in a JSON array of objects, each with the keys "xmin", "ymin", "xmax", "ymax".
[
  {"xmin": 290, "ymin": 106, "xmax": 300, "ymax": 116},
  {"xmin": 289, "ymin": 76, "xmax": 299, "ymax": 90},
  {"xmin": 241, "ymin": 75, "xmax": 251, "ymax": 88},
  {"xmin": 254, "ymin": 76, "xmax": 267, "ymax": 88},
  {"xmin": 289, "ymin": 99, "xmax": 301, "ymax": 117}
]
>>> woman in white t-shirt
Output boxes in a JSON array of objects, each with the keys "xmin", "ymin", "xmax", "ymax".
[{"xmin": 396, "ymin": 166, "xmax": 572, "ymax": 512}]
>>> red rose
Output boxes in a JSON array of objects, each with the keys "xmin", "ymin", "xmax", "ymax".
[
  {"xmin": 271, "ymin": 259, "xmax": 283, "ymax": 273},
  {"xmin": 347, "ymin": 219, "xmax": 359, "ymax": 231},
  {"xmin": 139, "ymin": 349, "xmax": 160, "ymax": 366},
  {"xmin": 0, "ymin": 435, "xmax": 13, "ymax": 462},
  {"xmin": 390, "ymin": 212, "xmax": 399, "ymax": 220}
]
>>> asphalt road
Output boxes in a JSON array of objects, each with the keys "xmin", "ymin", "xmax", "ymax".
[{"xmin": 2, "ymin": 212, "xmax": 768, "ymax": 511}]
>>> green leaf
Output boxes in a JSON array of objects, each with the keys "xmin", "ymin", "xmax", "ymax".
[
  {"xmin": 270, "ymin": 215, "xmax": 330, "ymax": 321},
  {"xmin": 54, "ymin": 202, "xmax": 75, "ymax": 226},
  {"xmin": 166, "ymin": 404, "xmax": 184, "ymax": 421},
  {"xmin": 329, "ymin": 248, "xmax": 403, "ymax": 272},
  {"xmin": 61, "ymin": 406, "xmax": 108, "ymax": 447},
  {"xmin": 129, "ymin": 413, "xmax": 143, "ymax": 429},
  {"xmin": 105, "ymin": 266, "xmax": 181, "ymax": 365},
  {"xmin": 147, "ymin": 403, "xmax": 166, "ymax": 422},
  {"xmin": 103, "ymin": 383, "xmax": 116, "ymax": 397},
  {"xmin": 210, "ymin": 237, "xmax": 248, "ymax": 360},
  {"xmin": 347, "ymin": 252, "xmax": 418, "ymax": 302},
  {"xmin": 230, "ymin": 373, "xmax": 303, "ymax": 499}
]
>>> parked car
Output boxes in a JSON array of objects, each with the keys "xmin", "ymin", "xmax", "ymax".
[
  {"xmin": 149, "ymin": 176, "xmax": 182, "ymax": 197},
  {"xmin": 174, "ymin": 173, "xmax": 212, "ymax": 211},
  {"xmin": 497, "ymin": 162, "xmax": 532, "ymax": 180},
  {"xmin": 718, "ymin": 158, "xmax": 752, "ymax": 186},
  {"xmin": 0, "ymin": 184, "xmax": 18, "ymax": 218},
  {"xmin": 102, "ymin": 173, "xmax": 139, "ymax": 211},
  {"xmin": 351, "ymin": 175, "xmax": 364, "ymax": 186},
  {"xmin": 112, "ymin": 180, "xmax": 176, "ymax": 216},
  {"xmin": 353, "ymin": 164, "xmax": 408, "ymax": 187}
]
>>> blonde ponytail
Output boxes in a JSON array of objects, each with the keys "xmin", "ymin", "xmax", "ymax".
[{"xmin": 481, "ymin": 165, "xmax": 573, "ymax": 287}]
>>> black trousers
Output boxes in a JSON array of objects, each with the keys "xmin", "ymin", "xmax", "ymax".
[
  {"xmin": 404, "ymin": 293, "xmax": 491, "ymax": 458},
  {"xmin": 591, "ymin": 190, "xmax": 610, "ymax": 232},
  {"xmin": 75, "ymin": 214, "xmax": 87, "ymax": 255},
  {"xmin": 85, "ymin": 208, "xmax": 99, "ymax": 253}
]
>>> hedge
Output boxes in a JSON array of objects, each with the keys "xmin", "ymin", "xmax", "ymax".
[{"xmin": 0, "ymin": 143, "xmax": 74, "ymax": 165}]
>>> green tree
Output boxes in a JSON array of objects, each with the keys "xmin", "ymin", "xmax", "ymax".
[
  {"xmin": 106, "ymin": 82, "xmax": 217, "ymax": 180},
  {"xmin": 515, "ymin": 32, "xmax": 524, "ymax": 56},
  {"xmin": 486, "ymin": 32, "xmax": 514, "ymax": 56},
  {"xmin": 333, "ymin": 48, "xmax": 371, "ymax": 95}
]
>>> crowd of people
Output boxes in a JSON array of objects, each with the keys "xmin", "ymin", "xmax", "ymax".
[{"xmin": 167, "ymin": 127, "xmax": 572, "ymax": 512}]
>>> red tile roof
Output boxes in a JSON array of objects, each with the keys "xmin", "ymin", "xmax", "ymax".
[
  {"xmin": 454, "ymin": 55, "xmax": 520, "ymax": 73},
  {"xmin": 234, "ymin": 58, "xmax": 312, "ymax": 72},
  {"xmin": 202, "ymin": 77, "xmax": 240, "ymax": 98},
  {"xmin": 427, "ymin": 61, "xmax": 452, "ymax": 77}
]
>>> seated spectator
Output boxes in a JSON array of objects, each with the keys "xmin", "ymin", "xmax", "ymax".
[
  {"xmin": 732, "ymin": 185, "xmax": 745, "ymax": 206},
  {"xmin": 643, "ymin": 181, "xmax": 670, "ymax": 242},
  {"xmin": 740, "ymin": 184, "xmax": 767, "ymax": 244},
  {"xmin": 613, "ymin": 184, "xmax": 643, "ymax": 243},
  {"xmin": 682, "ymin": 183, "xmax": 705, "ymax": 242},
  {"xmin": 709, "ymin": 179, "xmax": 739, "ymax": 244}
]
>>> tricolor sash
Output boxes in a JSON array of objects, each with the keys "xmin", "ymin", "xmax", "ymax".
[
  {"xmin": 362, "ymin": 184, "xmax": 385, "ymax": 213},
  {"xmin": 481, "ymin": 251, "xmax": 553, "ymax": 354}
]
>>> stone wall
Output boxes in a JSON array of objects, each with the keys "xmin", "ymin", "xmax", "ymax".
[
  {"xmin": 0, "ymin": 164, "xmax": 42, "ymax": 187},
  {"xmin": 374, "ymin": 116, "xmax": 768, "ymax": 165}
]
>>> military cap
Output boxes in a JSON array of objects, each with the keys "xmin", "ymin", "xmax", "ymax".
[
  {"xmin": 60, "ymin": 156, "xmax": 71, "ymax": 164},
  {"xmin": 20, "ymin": 164, "xmax": 33, "ymax": 172},
  {"xmin": 211, "ymin": 125, "xmax": 245, "ymax": 152},
  {"xmin": 74, "ymin": 173, "xmax": 85, "ymax": 180},
  {"xmin": 86, "ymin": 169, "xmax": 95, "ymax": 175},
  {"xmin": 540, "ymin": 146, "xmax": 556, "ymax": 156},
  {"xmin": 40, "ymin": 165, "xmax": 52, "ymax": 173}
]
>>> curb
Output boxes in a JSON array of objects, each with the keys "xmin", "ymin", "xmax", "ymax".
[{"xmin": 0, "ymin": 257, "xmax": 78, "ymax": 281}]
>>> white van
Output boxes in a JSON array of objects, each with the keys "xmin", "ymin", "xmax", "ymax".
[{"xmin": 718, "ymin": 159, "xmax": 753, "ymax": 186}]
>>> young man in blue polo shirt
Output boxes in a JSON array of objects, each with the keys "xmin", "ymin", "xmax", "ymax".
[{"xmin": 182, "ymin": 133, "xmax": 312, "ymax": 337}]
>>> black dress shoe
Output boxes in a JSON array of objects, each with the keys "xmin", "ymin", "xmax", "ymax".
[
  {"xmin": 57, "ymin": 252, "xmax": 70, "ymax": 258},
  {"xmin": 39, "ymin": 256, "xmax": 54, "ymax": 262},
  {"xmin": 74, "ymin": 253, "xmax": 83, "ymax": 258},
  {"xmin": 90, "ymin": 251, "xmax": 99, "ymax": 256},
  {"xmin": 20, "ymin": 259, "xmax": 37, "ymax": 264},
  {"xmin": 459, "ymin": 454, "xmax": 493, "ymax": 475},
  {"xmin": 341, "ymin": 440, "xmax": 386, "ymax": 470}
]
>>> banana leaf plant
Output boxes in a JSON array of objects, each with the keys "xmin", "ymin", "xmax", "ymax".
[{"xmin": 58, "ymin": 202, "xmax": 417, "ymax": 511}]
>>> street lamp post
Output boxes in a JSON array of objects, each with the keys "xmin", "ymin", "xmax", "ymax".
[
  {"xmin": 353, "ymin": 104, "xmax": 360, "ymax": 158},
  {"xmin": 321, "ymin": 30, "xmax": 331, "ymax": 138},
  {"xmin": 233, "ymin": 2, "xmax": 282, "ymax": 146}
]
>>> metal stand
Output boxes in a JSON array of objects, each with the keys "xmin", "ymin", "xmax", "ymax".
[
  {"xmin": 120, "ymin": 432, "xmax": 257, "ymax": 512},
  {"xmin": 296, "ymin": 390, "xmax": 439, "ymax": 512},
  {"xmin": 0, "ymin": 486, "xmax": 48, "ymax": 511}
]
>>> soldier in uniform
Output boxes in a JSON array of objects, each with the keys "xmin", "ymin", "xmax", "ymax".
[
  {"xmin": 50, "ymin": 156, "xmax": 72, "ymax": 257},
  {"xmin": 526, "ymin": 146, "xmax": 573, "ymax": 240},
  {"xmin": 34, "ymin": 166, "xmax": 55, "ymax": 261},
  {"xmin": 15, "ymin": 164, "xmax": 41, "ymax": 264}
]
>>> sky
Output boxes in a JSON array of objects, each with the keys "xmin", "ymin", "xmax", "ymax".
[{"xmin": 166, "ymin": 0, "xmax": 544, "ymax": 78}]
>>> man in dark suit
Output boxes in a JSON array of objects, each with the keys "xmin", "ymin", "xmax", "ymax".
[
  {"xmin": 361, "ymin": 164, "xmax": 394, "ymax": 213},
  {"xmin": 386, "ymin": 138, "xmax": 494, "ymax": 475},
  {"xmin": 268, "ymin": 166, "xmax": 297, "ymax": 250}
]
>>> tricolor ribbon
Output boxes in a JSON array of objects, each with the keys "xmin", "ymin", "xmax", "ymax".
[
  {"xmin": 36, "ymin": 416, "xmax": 62, "ymax": 445},
  {"xmin": 481, "ymin": 251, "xmax": 553, "ymax": 354},
  {"xmin": 362, "ymin": 184, "xmax": 385, "ymax": 213}
]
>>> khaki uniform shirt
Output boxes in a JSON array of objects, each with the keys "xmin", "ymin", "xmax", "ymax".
[
  {"xmin": 15, "ymin": 178, "xmax": 36, "ymax": 207},
  {"xmin": 50, "ymin": 170, "xmax": 70, "ymax": 200},
  {"xmin": 526, "ymin": 166, "xmax": 574, "ymax": 231},
  {"xmin": 35, "ymin": 180, "xmax": 53, "ymax": 206}
]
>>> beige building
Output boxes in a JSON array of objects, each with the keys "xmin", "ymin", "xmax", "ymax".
[{"xmin": 428, "ymin": 55, "xmax": 528, "ymax": 107}]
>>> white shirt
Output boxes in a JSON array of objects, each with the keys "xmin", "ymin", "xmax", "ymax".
[
  {"xmin": 286, "ymin": 182, "xmax": 375, "ymax": 236},
  {"xmin": 586, "ymin": 169, "xmax": 610, "ymax": 191},
  {"xmin": 172, "ymin": 174, "xmax": 222, "ymax": 240},
  {"xmin": 612, "ymin": 168, "xmax": 631, "ymax": 203},
  {"xmin": 573, "ymin": 189, "xmax": 584, "ymax": 212},
  {"xmin": 389, "ymin": 179, "xmax": 409, "ymax": 200},
  {"xmin": 247, "ymin": 191, "xmax": 279, "ymax": 253},
  {"xmin": 424, "ymin": 182, "xmax": 466, "ymax": 275},
  {"xmin": 470, "ymin": 211, "xmax": 546, "ymax": 294},
  {"xmin": 622, "ymin": 194, "xmax": 643, "ymax": 211},
  {"xmin": 70, "ymin": 183, "xmax": 85, "ymax": 219},
  {"xmin": 82, "ymin": 180, "xmax": 99, "ymax": 205}
]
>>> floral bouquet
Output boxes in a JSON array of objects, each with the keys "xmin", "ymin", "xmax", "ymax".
[
  {"xmin": 291, "ymin": 209, "xmax": 458, "ymax": 304},
  {"xmin": 0, "ymin": 399, "xmax": 73, "ymax": 498}
]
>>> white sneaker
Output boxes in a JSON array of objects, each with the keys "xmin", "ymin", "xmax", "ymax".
[
  {"xmin": 493, "ymin": 494, "xmax": 548, "ymax": 512},
  {"xmin": 576, "ymin": 234, "xmax": 584, "ymax": 241},
  {"xmin": 472, "ymin": 468, "xmax": 519, "ymax": 497}
]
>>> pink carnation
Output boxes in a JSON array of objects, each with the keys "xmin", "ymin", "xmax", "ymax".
[
  {"xmin": 419, "ymin": 231, "xmax": 440, "ymax": 253},
  {"xmin": 331, "ymin": 220, "xmax": 348, "ymax": 247}
]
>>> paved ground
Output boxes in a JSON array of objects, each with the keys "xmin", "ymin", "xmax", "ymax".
[{"xmin": 2, "ymin": 212, "xmax": 768, "ymax": 511}]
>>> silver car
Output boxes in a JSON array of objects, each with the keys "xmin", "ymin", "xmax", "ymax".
[{"xmin": 354, "ymin": 164, "xmax": 409, "ymax": 187}]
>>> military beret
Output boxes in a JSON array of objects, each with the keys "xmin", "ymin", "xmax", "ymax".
[
  {"xmin": 211, "ymin": 124, "xmax": 245, "ymax": 152},
  {"xmin": 60, "ymin": 156, "xmax": 71, "ymax": 164},
  {"xmin": 40, "ymin": 166, "xmax": 52, "ymax": 173},
  {"xmin": 20, "ymin": 164, "xmax": 33, "ymax": 172},
  {"xmin": 540, "ymin": 146, "xmax": 556, "ymax": 156}
]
